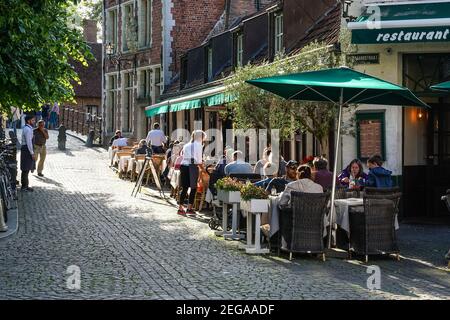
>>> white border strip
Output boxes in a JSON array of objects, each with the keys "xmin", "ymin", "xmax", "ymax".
[{"xmin": 348, "ymin": 18, "xmax": 450, "ymax": 30}]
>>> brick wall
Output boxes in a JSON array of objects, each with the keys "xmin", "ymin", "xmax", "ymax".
[{"xmin": 169, "ymin": 0, "xmax": 226, "ymax": 75}]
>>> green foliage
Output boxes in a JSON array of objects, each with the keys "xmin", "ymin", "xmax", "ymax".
[
  {"xmin": 0, "ymin": 0, "xmax": 94, "ymax": 112},
  {"xmin": 215, "ymin": 177, "xmax": 243, "ymax": 192},
  {"xmin": 240, "ymin": 182, "xmax": 268, "ymax": 201},
  {"xmin": 224, "ymin": 31, "xmax": 358, "ymax": 150}
]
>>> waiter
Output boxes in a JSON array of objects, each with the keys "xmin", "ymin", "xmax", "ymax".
[
  {"xmin": 21, "ymin": 115, "xmax": 36, "ymax": 192},
  {"xmin": 145, "ymin": 123, "xmax": 167, "ymax": 154}
]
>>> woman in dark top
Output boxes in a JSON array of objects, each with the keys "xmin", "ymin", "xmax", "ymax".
[
  {"xmin": 338, "ymin": 159, "xmax": 368, "ymax": 190},
  {"xmin": 134, "ymin": 139, "xmax": 149, "ymax": 156}
]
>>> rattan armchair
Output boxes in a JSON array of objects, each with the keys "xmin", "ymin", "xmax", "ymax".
[
  {"xmin": 349, "ymin": 192, "xmax": 402, "ymax": 263},
  {"xmin": 279, "ymin": 191, "xmax": 330, "ymax": 261}
]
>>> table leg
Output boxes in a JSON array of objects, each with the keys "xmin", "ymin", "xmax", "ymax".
[
  {"xmin": 246, "ymin": 213, "xmax": 269, "ymax": 255},
  {"xmin": 225, "ymin": 203, "xmax": 245, "ymax": 240},
  {"xmin": 214, "ymin": 203, "xmax": 228, "ymax": 237}
]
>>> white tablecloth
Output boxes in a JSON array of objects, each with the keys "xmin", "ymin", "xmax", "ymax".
[
  {"xmin": 334, "ymin": 198, "xmax": 399, "ymax": 234},
  {"xmin": 119, "ymin": 156, "xmax": 131, "ymax": 172}
]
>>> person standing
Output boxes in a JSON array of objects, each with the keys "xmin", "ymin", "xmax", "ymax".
[
  {"xmin": 177, "ymin": 130, "xmax": 206, "ymax": 216},
  {"xmin": 41, "ymin": 104, "xmax": 50, "ymax": 128},
  {"xmin": 49, "ymin": 102, "xmax": 60, "ymax": 129},
  {"xmin": 33, "ymin": 120, "xmax": 49, "ymax": 177},
  {"xmin": 21, "ymin": 115, "xmax": 36, "ymax": 192},
  {"xmin": 146, "ymin": 123, "xmax": 167, "ymax": 154}
]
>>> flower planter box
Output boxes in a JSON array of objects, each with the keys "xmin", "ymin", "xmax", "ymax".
[
  {"xmin": 240, "ymin": 199, "xmax": 269, "ymax": 213},
  {"xmin": 217, "ymin": 190, "xmax": 241, "ymax": 203}
]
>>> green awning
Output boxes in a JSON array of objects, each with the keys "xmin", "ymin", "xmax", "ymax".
[
  {"xmin": 348, "ymin": 2, "xmax": 450, "ymax": 44},
  {"xmin": 205, "ymin": 92, "xmax": 235, "ymax": 106},
  {"xmin": 170, "ymin": 98, "xmax": 203, "ymax": 112},
  {"xmin": 145, "ymin": 85, "xmax": 235, "ymax": 117},
  {"xmin": 145, "ymin": 105, "xmax": 168, "ymax": 117},
  {"xmin": 431, "ymin": 81, "xmax": 450, "ymax": 92}
]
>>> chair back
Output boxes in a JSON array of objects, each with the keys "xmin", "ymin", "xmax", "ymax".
[
  {"xmin": 282, "ymin": 191, "xmax": 330, "ymax": 254},
  {"xmin": 364, "ymin": 187, "xmax": 401, "ymax": 214},
  {"xmin": 229, "ymin": 173, "xmax": 261, "ymax": 183},
  {"xmin": 362, "ymin": 192, "xmax": 402, "ymax": 254}
]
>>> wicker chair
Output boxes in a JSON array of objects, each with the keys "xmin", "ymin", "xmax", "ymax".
[
  {"xmin": 349, "ymin": 192, "xmax": 402, "ymax": 263},
  {"xmin": 279, "ymin": 191, "xmax": 330, "ymax": 261}
]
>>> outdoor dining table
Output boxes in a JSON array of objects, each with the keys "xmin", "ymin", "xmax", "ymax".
[
  {"xmin": 118, "ymin": 155, "xmax": 132, "ymax": 173},
  {"xmin": 334, "ymin": 198, "xmax": 399, "ymax": 235}
]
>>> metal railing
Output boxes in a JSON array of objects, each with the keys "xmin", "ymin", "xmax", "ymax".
[{"xmin": 60, "ymin": 107, "xmax": 102, "ymax": 144}]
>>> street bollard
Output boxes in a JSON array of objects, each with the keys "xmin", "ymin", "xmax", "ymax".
[
  {"xmin": 86, "ymin": 130, "xmax": 95, "ymax": 148},
  {"xmin": 58, "ymin": 125, "xmax": 67, "ymax": 151}
]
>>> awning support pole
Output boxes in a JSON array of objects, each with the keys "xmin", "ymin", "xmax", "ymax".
[{"xmin": 328, "ymin": 88, "xmax": 344, "ymax": 249}]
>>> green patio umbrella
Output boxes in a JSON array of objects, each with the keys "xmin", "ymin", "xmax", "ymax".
[
  {"xmin": 246, "ymin": 67, "xmax": 429, "ymax": 248},
  {"xmin": 431, "ymin": 81, "xmax": 450, "ymax": 92}
]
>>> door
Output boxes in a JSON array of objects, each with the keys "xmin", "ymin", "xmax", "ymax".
[{"xmin": 427, "ymin": 103, "xmax": 450, "ymax": 217}]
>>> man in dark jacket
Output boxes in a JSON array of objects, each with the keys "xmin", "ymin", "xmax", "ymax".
[{"xmin": 366, "ymin": 155, "xmax": 393, "ymax": 188}]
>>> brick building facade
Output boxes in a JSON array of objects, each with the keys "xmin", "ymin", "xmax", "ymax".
[{"xmin": 102, "ymin": 0, "xmax": 227, "ymax": 143}]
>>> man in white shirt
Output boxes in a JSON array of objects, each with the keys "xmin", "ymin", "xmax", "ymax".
[
  {"xmin": 145, "ymin": 123, "xmax": 167, "ymax": 154},
  {"xmin": 21, "ymin": 115, "xmax": 36, "ymax": 192}
]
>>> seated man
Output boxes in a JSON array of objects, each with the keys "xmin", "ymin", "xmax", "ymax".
[
  {"xmin": 312, "ymin": 156, "xmax": 333, "ymax": 190},
  {"xmin": 109, "ymin": 130, "xmax": 122, "ymax": 146},
  {"xmin": 224, "ymin": 151, "xmax": 253, "ymax": 176},
  {"xmin": 278, "ymin": 165, "xmax": 323, "ymax": 210},
  {"xmin": 265, "ymin": 160, "xmax": 299, "ymax": 194},
  {"xmin": 255, "ymin": 160, "xmax": 297, "ymax": 192}
]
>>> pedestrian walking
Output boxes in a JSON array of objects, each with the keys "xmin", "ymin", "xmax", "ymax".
[
  {"xmin": 145, "ymin": 123, "xmax": 167, "ymax": 154},
  {"xmin": 33, "ymin": 120, "xmax": 49, "ymax": 177},
  {"xmin": 20, "ymin": 115, "xmax": 36, "ymax": 192}
]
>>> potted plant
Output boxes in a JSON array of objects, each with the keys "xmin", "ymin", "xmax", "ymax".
[
  {"xmin": 240, "ymin": 182, "xmax": 269, "ymax": 213},
  {"xmin": 215, "ymin": 177, "xmax": 243, "ymax": 203}
]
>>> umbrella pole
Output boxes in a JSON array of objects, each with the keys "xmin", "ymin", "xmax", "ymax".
[{"xmin": 328, "ymin": 91, "xmax": 344, "ymax": 249}]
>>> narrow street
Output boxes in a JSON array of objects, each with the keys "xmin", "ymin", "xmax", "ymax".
[{"xmin": 0, "ymin": 131, "xmax": 449, "ymax": 300}]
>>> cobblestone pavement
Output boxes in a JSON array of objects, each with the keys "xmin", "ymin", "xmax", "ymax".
[{"xmin": 0, "ymin": 131, "xmax": 449, "ymax": 300}]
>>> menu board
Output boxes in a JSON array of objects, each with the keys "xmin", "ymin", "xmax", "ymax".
[{"xmin": 359, "ymin": 119, "xmax": 382, "ymax": 159}]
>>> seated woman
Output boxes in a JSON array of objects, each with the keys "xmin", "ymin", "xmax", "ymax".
[
  {"xmin": 278, "ymin": 165, "xmax": 323, "ymax": 210},
  {"xmin": 337, "ymin": 158, "xmax": 368, "ymax": 190},
  {"xmin": 365, "ymin": 155, "xmax": 393, "ymax": 188}
]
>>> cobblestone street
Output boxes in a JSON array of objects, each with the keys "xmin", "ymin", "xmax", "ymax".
[{"xmin": 0, "ymin": 131, "xmax": 449, "ymax": 300}]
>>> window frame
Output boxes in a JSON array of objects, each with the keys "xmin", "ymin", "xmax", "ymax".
[
  {"xmin": 274, "ymin": 13, "xmax": 284, "ymax": 55},
  {"xmin": 138, "ymin": 0, "xmax": 152, "ymax": 48},
  {"xmin": 236, "ymin": 33, "xmax": 243, "ymax": 68},
  {"xmin": 106, "ymin": 7, "xmax": 118, "ymax": 52},
  {"xmin": 122, "ymin": 1, "xmax": 135, "ymax": 53}
]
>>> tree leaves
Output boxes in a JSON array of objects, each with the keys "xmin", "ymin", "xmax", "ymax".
[{"xmin": 0, "ymin": 0, "xmax": 93, "ymax": 111}]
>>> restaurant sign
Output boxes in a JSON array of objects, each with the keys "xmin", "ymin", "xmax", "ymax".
[{"xmin": 352, "ymin": 26, "xmax": 450, "ymax": 44}]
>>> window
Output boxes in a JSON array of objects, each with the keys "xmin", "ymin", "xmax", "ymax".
[
  {"xmin": 139, "ymin": 68, "xmax": 152, "ymax": 99},
  {"xmin": 236, "ymin": 34, "xmax": 243, "ymax": 68},
  {"xmin": 207, "ymin": 47, "xmax": 213, "ymax": 81},
  {"xmin": 184, "ymin": 110, "xmax": 191, "ymax": 131},
  {"xmin": 123, "ymin": 72, "xmax": 134, "ymax": 132},
  {"xmin": 139, "ymin": 0, "xmax": 152, "ymax": 48},
  {"xmin": 356, "ymin": 112, "xmax": 386, "ymax": 161},
  {"xmin": 107, "ymin": 74, "xmax": 118, "ymax": 132},
  {"xmin": 122, "ymin": 2, "xmax": 135, "ymax": 52},
  {"xmin": 107, "ymin": 9, "xmax": 118, "ymax": 51},
  {"xmin": 154, "ymin": 67, "xmax": 161, "ymax": 101},
  {"xmin": 274, "ymin": 13, "xmax": 284, "ymax": 55}
]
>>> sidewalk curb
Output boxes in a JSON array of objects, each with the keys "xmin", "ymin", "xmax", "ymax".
[
  {"xmin": 65, "ymin": 131, "xmax": 86, "ymax": 144},
  {"xmin": 0, "ymin": 205, "xmax": 18, "ymax": 241}
]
